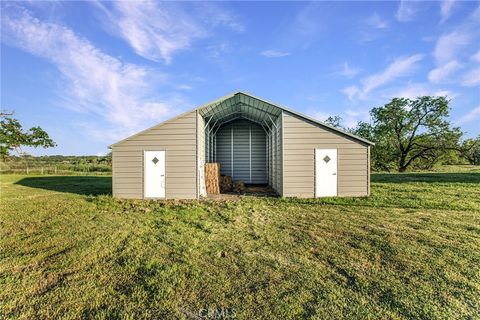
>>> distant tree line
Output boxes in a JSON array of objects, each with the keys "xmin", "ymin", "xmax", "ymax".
[
  {"xmin": 325, "ymin": 96, "xmax": 480, "ymax": 172},
  {"xmin": 0, "ymin": 154, "xmax": 112, "ymax": 173}
]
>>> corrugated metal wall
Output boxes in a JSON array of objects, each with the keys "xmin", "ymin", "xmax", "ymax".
[
  {"xmin": 215, "ymin": 120, "xmax": 267, "ymax": 184},
  {"xmin": 251, "ymin": 125, "xmax": 267, "ymax": 184}
]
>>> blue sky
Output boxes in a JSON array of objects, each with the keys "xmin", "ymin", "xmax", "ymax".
[{"xmin": 1, "ymin": 1, "xmax": 479, "ymax": 156}]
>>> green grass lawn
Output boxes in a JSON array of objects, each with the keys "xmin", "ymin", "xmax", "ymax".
[{"xmin": 1, "ymin": 169, "xmax": 479, "ymax": 319}]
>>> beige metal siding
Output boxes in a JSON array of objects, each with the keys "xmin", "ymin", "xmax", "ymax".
[
  {"xmin": 112, "ymin": 111, "xmax": 197, "ymax": 199},
  {"xmin": 283, "ymin": 112, "xmax": 369, "ymax": 198}
]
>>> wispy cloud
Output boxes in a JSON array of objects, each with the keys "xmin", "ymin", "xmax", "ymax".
[
  {"xmin": 366, "ymin": 12, "xmax": 388, "ymax": 29},
  {"xmin": 389, "ymin": 82, "xmax": 455, "ymax": 100},
  {"xmin": 176, "ymin": 84, "xmax": 193, "ymax": 90},
  {"xmin": 260, "ymin": 49, "xmax": 291, "ymax": 58},
  {"xmin": 461, "ymin": 68, "xmax": 480, "ymax": 87},
  {"xmin": 362, "ymin": 55, "xmax": 424, "ymax": 94},
  {"xmin": 434, "ymin": 31, "xmax": 471, "ymax": 64},
  {"xmin": 395, "ymin": 0, "xmax": 419, "ymax": 22},
  {"xmin": 430, "ymin": 7, "xmax": 480, "ymax": 87},
  {"xmin": 309, "ymin": 110, "xmax": 330, "ymax": 122},
  {"xmin": 337, "ymin": 62, "xmax": 360, "ymax": 78},
  {"xmin": 308, "ymin": 108, "xmax": 369, "ymax": 129},
  {"xmin": 1, "ymin": 5, "xmax": 187, "ymax": 141},
  {"xmin": 208, "ymin": 42, "xmax": 232, "ymax": 59},
  {"xmin": 440, "ymin": 0, "xmax": 456, "ymax": 22},
  {"xmin": 343, "ymin": 54, "xmax": 424, "ymax": 100},
  {"xmin": 471, "ymin": 50, "xmax": 480, "ymax": 62},
  {"xmin": 342, "ymin": 86, "xmax": 361, "ymax": 101},
  {"xmin": 457, "ymin": 106, "xmax": 480, "ymax": 125},
  {"xmin": 286, "ymin": 2, "xmax": 328, "ymax": 49},
  {"xmin": 358, "ymin": 12, "xmax": 389, "ymax": 43},
  {"xmin": 428, "ymin": 60, "xmax": 462, "ymax": 83},
  {"xmin": 343, "ymin": 109, "xmax": 370, "ymax": 128},
  {"xmin": 94, "ymin": 1, "xmax": 243, "ymax": 64}
]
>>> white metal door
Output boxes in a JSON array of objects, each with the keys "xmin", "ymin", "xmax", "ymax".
[
  {"xmin": 315, "ymin": 149, "xmax": 337, "ymax": 197},
  {"xmin": 144, "ymin": 151, "xmax": 165, "ymax": 198}
]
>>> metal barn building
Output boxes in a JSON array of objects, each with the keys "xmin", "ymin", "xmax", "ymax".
[{"xmin": 110, "ymin": 92, "xmax": 374, "ymax": 199}]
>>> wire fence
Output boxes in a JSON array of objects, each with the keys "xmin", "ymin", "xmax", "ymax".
[{"xmin": 0, "ymin": 166, "xmax": 111, "ymax": 175}]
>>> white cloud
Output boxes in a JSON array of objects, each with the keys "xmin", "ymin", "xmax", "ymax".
[
  {"xmin": 344, "ymin": 109, "xmax": 370, "ymax": 128},
  {"xmin": 433, "ymin": 31, "xmax": 471, "ymax": 64},
  {"xmin": 428, "ymin": 60, "xmax": 462, "ymax": 83},
  {"xmin": 390, "ymin": 83, "xmax": 455, "ymax": 100},
  {"xmin": 362, "ymin": 55, "xmax": 424, "ymax": 94},
  {"xmin": 208, "ymin": 42, "xmax": 232, "ymax": 59},
  {"xmin": 457, "ymin": 106, "xmax": 480, "ymax": 124},
  {"xmin": 440, "ymin": 0, "xmax": 456, "ymax": 22},
  {"xmin": 1, "ymin": 7, "xmax": 186, "ymax": 141},
  {"xmin": 94, "ymin": 1, "xmax": 243, "ymax": 64},
  {"xmin": 471, "ymin": 50, "xmax": 480, "ymax": 62},
  {"xmin": 366, "ymin": 12, "xmax": 388, "ymax": 29},
  {"xmin": 197, "ymin": 2, "xmax": 245, "ymax": 33},
  {"xmin": 395, "ymin": 0, "xmax": 419, "ymax": 22},
  {"xmin": 344, "ymin": 54, "xmax": 424, "ymax": 100},
  {"xmin": 260, "ymin": 49, "xmax": 291, "ymax": 58},
  {"xmin": 430, "ymin": 8, "xmax": 480, "ymax": 87},
  {"xmin": 461, "ymin": 67, "xmax": 480, "ymax": 87},
  {"xmin": 176, "ymin": 84, "xmax": 192, "ymax": 90},
  {"xmin": 309, "ymin": 110, "xmax": 330, "ymax": 122},
  {"xmin": 342, "ymin": 86, "xmax": 361, "ymax": 101},
  {"xmin": 308, "ymin": 108, "xmax": 369, "ymax": 129},
  {"xmin": 337, "ymin": 62, "xmax": 360, "ymax": 78}
]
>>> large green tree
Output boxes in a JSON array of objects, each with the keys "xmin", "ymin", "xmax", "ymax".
[
  {"xmin": 356, "ymin": 96, "xmax": 462, "ymax": 172},
  {"xmin": 459, "ymin": 137, "xmax": 480, "ymax": 165},
  {"xmin": 0, "ymin": 113, "xmax": 56, "ymax": 157}
]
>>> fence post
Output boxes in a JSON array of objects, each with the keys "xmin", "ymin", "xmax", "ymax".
[
  {"xmin": 55, "ymin": 166, "xmax": 57, "ymax": 174},
  {"xmin": 26, "ymin": 167, "xmax": 29, "ymax": 174},
  {"xmin": 41, "ymin": 167, "xmax": 44, "ymax": 175}
]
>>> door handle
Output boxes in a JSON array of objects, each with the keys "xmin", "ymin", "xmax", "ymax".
[
  {"xmin": 332, "ymin": 173, "xmax": 336, "ymax": 175},
  {"xmin": 161, "ymin": 175, "xmax": 165, "ymax": 177}
]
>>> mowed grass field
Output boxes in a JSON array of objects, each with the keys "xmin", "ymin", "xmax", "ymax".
[{"xmin": 1, "ymin": 166, "xmax": 479, "ymax": 319}]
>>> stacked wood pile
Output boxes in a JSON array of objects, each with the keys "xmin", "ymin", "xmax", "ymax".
[
  {"xmin": 220, "ymin": 175, "xmax": 233, "ymax": 192},
  {"xmin": 233, "ymin": 181, "xmax": 246, "ymax": 194},
  {"xmin": 205, "ymin": 163, "xmax": 220, "ymax": 194}
]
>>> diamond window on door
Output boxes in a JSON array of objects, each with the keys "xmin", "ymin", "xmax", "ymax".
[
  {"xmin": 152, "ymin": 157, "xmax": 159, "ymax": 164},
  {"xmin": 323, "ymin": 155, "xmax": 331, "ymax": 163}
]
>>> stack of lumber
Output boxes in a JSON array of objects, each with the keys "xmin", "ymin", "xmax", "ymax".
[
  {"xmin": 220, "ymin": 175, "xmax": 233, "ymax": 192},
  {"xmin": 205, "ymin": 163, "xmax": 220, "ymax": 194},
  {"xmin": 233, "ymin": 181, "xmax": 246, "ymax": 194}
]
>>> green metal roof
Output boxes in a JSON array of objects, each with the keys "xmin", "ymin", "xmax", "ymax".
[
  {"xmin": 198, "ymin": 92, "xmax": 374, "ymax": 146},
  {"xmin": 198, "ymin": 92, "xmax": 282, "ymax": 130}
]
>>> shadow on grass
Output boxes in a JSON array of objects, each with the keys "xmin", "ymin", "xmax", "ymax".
[
  {"xmin": 15, "ymin": 176, "xmax": 112, "ymax": 196},
  {"xmin": 372, "ymin": 172, "xmax": 480, "ymax": 184}
]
